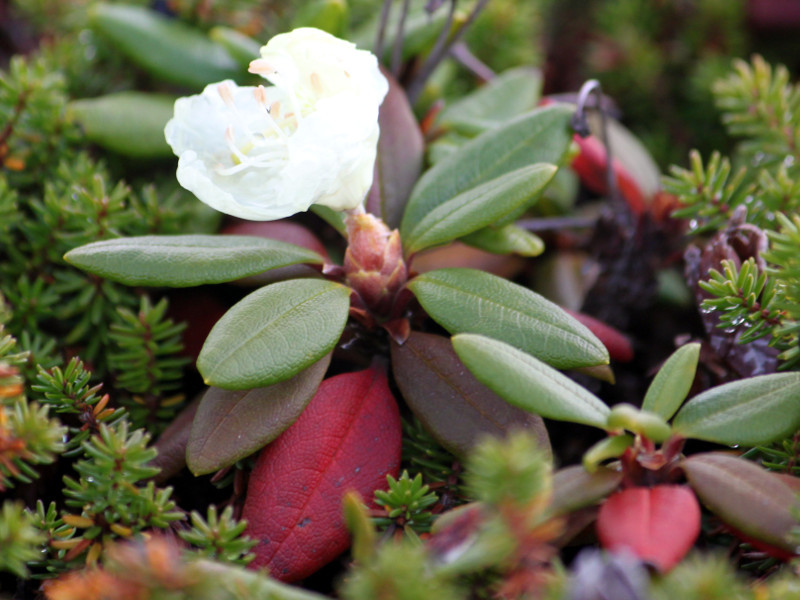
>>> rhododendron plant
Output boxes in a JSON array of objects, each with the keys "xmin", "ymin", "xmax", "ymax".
[{"xmin": 164, "ymin": 27, "xmax": 388, "ymax": 221}]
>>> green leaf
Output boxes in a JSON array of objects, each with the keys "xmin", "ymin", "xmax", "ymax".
[
  {"xmin": 390, "ymin": 332, "xmax": 550, "ymax": 459},
  {"xmin": 68, "ymin": 93, "xmax": 175, "ymax": 158},
  {"xmin": 186, "ymin": 354, "xmax": 331, "ymax": 475},
  {"xmin": 209, "ymin": 26, "xmax": 262, "ymax": 69},
  {"xmin": 64, "ymin": 235, "xmax": 325, "ymax": 287},
  {"xmin": 452, "ymin": 333, "xmax": 610, "ymax": 428},
  {"xmin": 683, "ymin": 452, "xmax": 800, "ymax": 553},
  {"xmin": 408, "ymin": 268, "xmax": 609, "ymax": 369},
  {"xmin": 672, "ymin": 372, "xmax": 800, "ymax": 445},
  {"xmin": 90, "ymin": 3, "xmax": 241, "ymax": 90},
  {"xmin": 401, "ymin": 104, "xmax": 573, "ymax": 236},
  {"xmin": 403, "ymin": 164, "xmax": 556, "ymax": 255},
  {"xmin": 641, "ymin": 343, "xmax": 700, "ymax": 421},
  {"xmin": 460, "ymin": 223, "xmax": 545, "ymax": 257},
  {"xmin": 197, "ymin": 279, "xmax": 350, "ymax": 390},
  {"xmin": 436, "ymin": 67, "xmax": 542, "ymax": 135}
]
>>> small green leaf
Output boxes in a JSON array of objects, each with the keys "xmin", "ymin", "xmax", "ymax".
[
  {"xmin": 606, "ymin": 404, "xmax": 672, "ymax": 443},
  {"xmin": 641, "ymin": 343, "xmax": 700, "ymax": 421},
  {"xmin": 197, "ymin": 279, "xmax": 350, "ymax": 390},
  {"xmin": 408, "ymin": 268, "xmax": 609, "ymax": 369},
  {"xmin": 452, "ymin": 333, "xmax": 610, "ymax": 429},
  {"xmin": 683, "ymin": 452, "xmax": 800, "ymax": 553},
  {"xmin": 582, "ymin": 435, "xmax": 634, "ymax": 473},
  {"xmin": 403, "ymin": 164, "xmax": 556, "ymax": 255},
  {"xmin": 68, "ymin": 93, "xmax": 175, "ymax": 158},
  {"xmin": 186, "ymin": 354, "xmax": 331, "ymax": 475},
  {"xmin": 90, "ymin": 3, "xmax": 241, "ymax": 89},
  {"xmin": 672, "ymin": 372, "xmax": 800, "ymax": 445},
  {"xmin": 460, "ymin": 223, "xmax": 545, "ymax": 257},
  {"xmin": 401, "ymin": 104, "xmax": 573, "ymax": 236},
  {"xmin": 436, "ymin": 67, "xmax": 542, "ymax": 135},
  {"xmin": 64, "ymin": 235, "xmax": 325, "ymax": 287}
]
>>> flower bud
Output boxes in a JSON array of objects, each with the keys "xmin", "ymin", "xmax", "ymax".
[{"xmin": 344, "ymin": 212, "xmax": 408, "ymax": 318}]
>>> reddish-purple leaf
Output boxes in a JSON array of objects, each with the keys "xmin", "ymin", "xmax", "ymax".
[
  {"xmin": 597, "ymin": 485, "xmax": 700, "ymax": 572},
  {"xmin": 365, "ymin": 70, "xmax": 424, "ymax": 229},
  {"xmin": 186, "ymin": 354, "xmax": 331, "ymax": 475},
  {"xmin": 391, "ymin": 331, "xmax": 550, "ymax": 458},
  {"xmin": 242, "ymin": 365, "xmax": 402, "ymax": 581},
  {"xmin": 563, "ymin": 309, "xmax": 634, "ymax": 363},
  {"xmin": 682, "ymin": 452, "xmax": 800, "ymax": 556}
]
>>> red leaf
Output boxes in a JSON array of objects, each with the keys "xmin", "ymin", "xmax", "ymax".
[
  {"xmin": 597, "ymin": 485, "xmax": 700, "ymax": 572},
  {"xmin": 241, "ymin": 366, "xmax": 402, "ymax": 581},
  {"xmin": 562, "ymin": 308, "xmax": 634, "ymax": 363},
  {"xmin": 570, "ymin": 134, "xmax": 647, "ymax": 216}
]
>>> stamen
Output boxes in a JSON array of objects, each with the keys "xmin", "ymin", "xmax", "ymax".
[
  {"xmin": 249, "ymin": 59, "xmax": 276, "ymax": 76},
  {"xmin": 269, "ymin": 101, "xmax": 281, "ymax": 117},
  {"xmin": 310, "ymin": 72, "xmax": 323, "ymax": 97},
  {"xmin": 254, "ymin": 85, "xmax": 289, "ymax": 139},
  {"xmin": 217, "ymin": 82, "xmax": 235, "ymax": 106},
  {"xmin": 224, "ymin": 126, "xmax": 251, "ymax": 165}
]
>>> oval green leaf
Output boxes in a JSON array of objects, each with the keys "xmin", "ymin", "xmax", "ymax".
[
  {"xmin": 64, "ymin": 235, "xmax": 325, "ymax": 287},
  {"xmin": 408, "ymin": 268, "xmax": 609, "ymax": 369},
  {"xmin": 68, "ymin": 92, "xmax": 175, "ymax": 158},
  {"xmin": 197, "ymin": 279, "xmax": 350, "ymax": 390},
  {"xmin": 672, "ymin": 372, "xmax": 800, "ymax": 445},
  {"xmin": 404, "ymin": 164, "xmax": 556, "ymax": 255},
  {"xmin": 451, "ymin": 333, "xmax": 610, "ymax": 428},
  {"xmin": 401, "ymin": 103, "xmax": 573, "ymax": 236},
  {"xmin": 90, "ymin": 3, "xmax": 241, "ymax": 89},
  {"xmin": 435, "ymin": 67, "xmax": 542, "ymax": 136},
  {"xmin": 391, "ymin": 331, "xmax": 550, "ymax": 459},
  {"xmin": 683, "ymin": 452, "xmax": 800, "ymax": 553},
  {"xmin": 186, "ymin": 354, "xmax": 331, "ymax": 475},
  {"xmin": 460, "ymin": 223, "xmax": 545, "ymax": 257},
  {"xmin": 641, "ymin": 343, "xmax": 700, "ymax": 421}
]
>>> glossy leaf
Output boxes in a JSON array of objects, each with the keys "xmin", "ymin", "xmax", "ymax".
[
  {"xmin": 242, "ymin": 366, "xmax": 402, "ymax": 581},
  {"xmin": 671, "ymin": 372, "xmax": 800, "ymax": 445},
  {"xmin": 403, "ymin": 164, "xmax": 557, "ymax": 255},
  {"xmin": 451, "ymin": 333, "xmax": 611, "ymax": 428},
  {"xmin": 436, "ymin": 67, "xmax": 542, "ymax": 135},
  {"xmin": 409, "ymin": 268, "xmax": 609, "ymax": 369},
  {"xmin": 641, "ymin": 343, "xmax": 700, "ymax": 421},
  {"xmin": 90, "ymin": 3, "xmax": 241, "ymax": 89},
  {"xmin": 401, "ymin": 104, "xmax": 574, "ymax": 236},
  {"xmin": 197, "ymin": 279, "xmax": 350, "ymax": 390},
  {"xmin": 64, "ymin": 235, "xmax": 325, "ymax": 287},
  {"xmin": 151, "ymin": 395, "xmax": 201, "ymax": 483},
  {"xmin": 460, "ymin": 223, "xmax": 545, "ymax": 257},
  {"xmin": 597, "ymin": 485, "xmax": 700, "ymax": 572},
  {"xmin": 549, "ymin": 465, "xmax": 623, "ymax": 516},
  {"xmin": 390, "ymin": 332, "xmax": 550, "ymax": 458},
  {"xmin": 683, "ymin": 452, "xmax": 799, "ymax": 553},
  {"xmin": 68, "ymin": 92, "xmax": 175, "ymax": 158},
  {"xmin": 186, "ymin": 354, "xmax": 331, "ymax": 475}
]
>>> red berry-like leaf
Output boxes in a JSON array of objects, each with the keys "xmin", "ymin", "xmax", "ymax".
[
  {"xmin": 242, "ymin": 365, "xmax": 402, "ymax": 582},
  {"xmin": 597, "ymin": 485, "xmax": 700, "ymax": 572}
]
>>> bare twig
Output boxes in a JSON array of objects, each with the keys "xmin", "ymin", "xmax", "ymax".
[
  {"xmin": 449, "ymin": 40, "xmax": 495, "ymax": 83},
  {"xmin": 391, "ymin": 0, "xmax": 412, "ymax": 77},
  {"xmin": 406, "ymin": 0, "xmax": 492, "ymax": 103},
  {"xmin": 374, "ymin": 0, "xmax": 394, "ymax": 62}
]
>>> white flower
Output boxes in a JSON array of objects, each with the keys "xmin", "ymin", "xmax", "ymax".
[{"xmin": 164, "ymin": 27, "xmax": 388, "ymax": 221}]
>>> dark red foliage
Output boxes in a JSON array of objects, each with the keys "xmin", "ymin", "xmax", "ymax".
[
  {"xmin": 241, "ymin": 365, "xmax": 402, "ymax": 582},
  {"xmin": 596, "ymin": 485, "xmax": 700, "ymax": 572}
]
